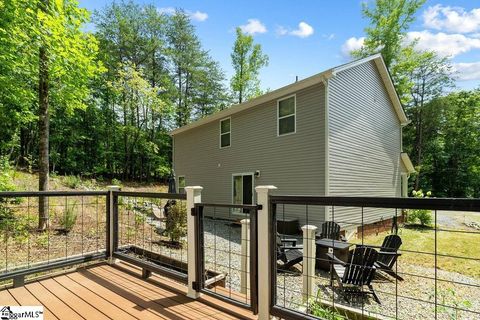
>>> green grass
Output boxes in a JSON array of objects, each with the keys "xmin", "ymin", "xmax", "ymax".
[{"xmin": 354, "ymin": 226, "xmax": 480, "ymax": 278}]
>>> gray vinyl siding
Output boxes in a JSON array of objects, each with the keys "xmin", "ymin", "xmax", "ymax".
[
  {"xmin": 174, "ymin": 83, "xmax": 326, "ymax": 226},
  {"xmin": 328, "ymin": 61, "xmax": 402, "ymax": 227}
]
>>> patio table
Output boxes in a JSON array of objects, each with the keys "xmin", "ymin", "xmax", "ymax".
[{"xmin": 315, "ymin": 238, "xmax": 353, "ymax": 271}]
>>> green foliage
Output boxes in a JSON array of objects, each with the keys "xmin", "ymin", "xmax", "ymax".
[
  {"xmin": 309, "ymin": 301, "xmax": 345, "ymax": 320},
  {"xmin": 407, "ymin": 190, "xmax": 432, "ymax": 226},
  {"xmin": 351, "ymin": 0, "xmax": 426, "ymax": 69},
  {"xmin": 230, "ymin": 27, "xmax": 269, "ymax": 104},
  {"xmin": 0, "ymin": 157, "xmax": 15, "ymax": 192},
  {"xmin": 165, "ymin": 202, "xmax": 187, "ymax": 243},
  {"xmin": 63, "ymin": 175, "xmax": 82, "ymax": 189},
  {"xmin": 59, "ymin": 202, "xmax": 78, "ymax": 233},
  {"xmin": 435, "ymin": 288, "xmax": 472, "ymax": 320}
]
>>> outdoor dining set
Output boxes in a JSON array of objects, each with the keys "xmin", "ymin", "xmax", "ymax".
[{"xmin": 277, "ymin": 221, "xmax": 404, "ymax": 304}]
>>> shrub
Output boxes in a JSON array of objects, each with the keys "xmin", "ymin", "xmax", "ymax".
[
  {"xmin": 309, "ymin": 301, "xmax": 345, "ymax": 320},
  {"xmin": 59, "ymin": 202, "xmax": 78, "ymax": 233},
  {"xmin": 407, "ymin": 190, "xmax": 433, "ymax": 226},
  {"xmin": 111, "ymin": 178, "xmax": 122, "ymax": 187},
  {"xmin": 0, "ymin": 157, "xmax": 15, "ymax": 192},
  {"xmin": 63, "ymin": 175, "xmax": 82, "ymax": 189},
  {"xmin": 165, "ymin": 202, "xmax": 187, "ymax": 243}
]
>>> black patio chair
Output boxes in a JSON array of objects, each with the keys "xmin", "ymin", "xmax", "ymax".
[
  {"xmin": 327, "ymin": 246, "xmax": 380, "ymax": 304},
  {"xmin": 359, "ymin": 234, "xmax": 403, "ymax": 281},
  {"xmin": 317, "ymin": 221, "xmax": 346, "ymax": 241},
  {"xmin": 276, "ymin": 234, "xmax": 303, "ymax": 270}
]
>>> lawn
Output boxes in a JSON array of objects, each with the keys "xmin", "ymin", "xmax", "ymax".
[{"xmin": 353, "ymin": 220, "xmax": 480, "ymax": 279}]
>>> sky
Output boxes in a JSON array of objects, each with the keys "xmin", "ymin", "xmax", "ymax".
[{"xmin": 78, "ymin": 0, "xmax": 480, "ymax": 92}]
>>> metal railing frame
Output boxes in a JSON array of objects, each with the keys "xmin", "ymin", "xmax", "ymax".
[
  {"xmin": 268, "ymin": 195, "xmax": 480, "ymax": 320},
  {"xmin": 0, "ymin": 191, "xmax": 109, "ymax": 286},
  {"xmin": 193, "ymin": 202, "xmax": 259, "ymax": 314}
]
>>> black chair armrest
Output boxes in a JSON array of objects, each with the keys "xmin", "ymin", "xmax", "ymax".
[
  {"xmin": 379, "ymin": 251, "xmax": 402, "ymax": 256},
  {"xmin": 325, "ymin": 252, "xmax": 346, "ymax": 266},
  {"xmin": 282, "ymin": 245, "xmax": 303, "ymax": 250},
  {"xmin": 280, "ymin": 238, "xmax": 298, "ymax": 246}
]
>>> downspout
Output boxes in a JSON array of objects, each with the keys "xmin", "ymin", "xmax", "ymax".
[{"xmin": 322, "ymin": 77, "xmax": 330, "ymax": 220}]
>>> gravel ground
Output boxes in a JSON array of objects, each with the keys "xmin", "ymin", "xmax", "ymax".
[{"xmin": 135, "ymin": 217, "xmax": 480, "ymax": 319}]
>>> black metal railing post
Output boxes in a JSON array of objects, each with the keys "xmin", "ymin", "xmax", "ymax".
[{"xmin": 107, "ymin": 186, "xmax": 121, "ymax": 264}]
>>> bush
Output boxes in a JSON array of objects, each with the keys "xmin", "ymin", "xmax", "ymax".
[
  {"xmin": 164, "ymin": 202, "xmax": 187, "ymax": 243},
  {"xmin": 407, "ymin": 190, "xmax": 433, "ymax": 226},
  {"xmin": 63, "ymin": 175, "xmax": 82, "ymax": 189},
  {"xmin": 0, "ymin": 157, "xmax": 15, "ymax": 192},
  {"xmin": 59, "ymin": 202, "xmax": 78, "ymax": 233}
]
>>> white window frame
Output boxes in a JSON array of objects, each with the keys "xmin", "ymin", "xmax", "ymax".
[
  {"xmin": 277, "ymin": 94, "xmax": 296, "ymax": 136},
  {"xmin": 219, "ymin": 117, "xmax": 231, "ymax": 149},
  {"xmin": 178, "ymin": 176, "xmax": 186, "ymax": 194}
]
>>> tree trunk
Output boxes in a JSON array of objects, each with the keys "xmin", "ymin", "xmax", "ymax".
[{"xmin": 38, "ymin": 42, "xmax": 49, "ymax": 231}]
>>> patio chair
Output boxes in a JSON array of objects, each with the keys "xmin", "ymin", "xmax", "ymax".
[
  {"xmin": 276, "ymin": 234, "xmax": 303, "ymax": 270},
  {"xmin": 327, "ymin": 246, "xmax": 380, "ymax": 304},
  {"xmin": 317, "ymin": 221, "xmax": 346, "ymax": 241},
  {"xmin": 359, "ymin": 234, "xmax": 403, "ymax": 281}
]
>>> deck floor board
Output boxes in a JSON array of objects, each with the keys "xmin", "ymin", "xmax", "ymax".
[{"xmin": 0, "ymin": 263, "xmax": 255, "ymax": 320}]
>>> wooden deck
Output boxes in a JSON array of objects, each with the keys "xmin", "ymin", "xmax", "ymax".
[{"xmin": 0, "ymin": 262, "xmax": 256, "ymax": 320}]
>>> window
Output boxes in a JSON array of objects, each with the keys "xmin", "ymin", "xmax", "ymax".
[
  {"xmin": 220, "ymin": 118, "xmax": 231, "ymax": 148},
  {"xmin": 178, "ymin": 176, "xmax": 186, "ymax": 194},
  {"xmin": 278, "ymin": 95, "xmax": 296, "ymax": 136}
]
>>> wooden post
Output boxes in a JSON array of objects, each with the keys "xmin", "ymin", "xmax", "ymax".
[
  {"xmin": 255, "ymin": 185, "xmax": 277, "ymax": 320},
  {"xmin": 302, "ymin": 225, "xmax": 317, "ymax": 303},
  {"xmin": 185, "ymin": 186, "xmax": 203, "ymax": 299},
  {"xmin": 240, "ymin": 218, "xmax": 250, "ymax": 295}
]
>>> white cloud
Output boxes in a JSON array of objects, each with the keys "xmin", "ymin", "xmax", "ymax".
[
  {"xmin": 406, "ymin": 30, "xmax": 480, "ymax": 57},
  {"xmin": 189, "ymin": 10, "xmax": 208, "ymax": 22},
  {"xmin": 341, "ymin": 36, "xmax": 365, "ymax": 56},
  {"xmin": 289, "ymin": 22, "xmax": 314, "ymax": 38},
  {"xmin": 423, "ymin": 5, "xmax": 480, "ymax": 33},
  {"xmin": 453, "ymin": 62, "xmax": 480, "ymax": 81},
  {"xmin": 239, "ymin": 19, "xmax": 267, "ymax": 35},
  {"xmin": 322, "ymin": 33, "xmax": 335, "ymax": 40},
  {"xmin": 276, "ymin": 22, "xmax": 314, "ymax": 38},
  {"xmin": 157, "ymin": 7, "xmax": 208, "ymax": 22}
]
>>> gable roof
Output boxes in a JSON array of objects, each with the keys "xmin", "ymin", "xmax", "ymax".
[{"xmin": 170, "ymin": 54, "xmax": 409, "ymax": 136}]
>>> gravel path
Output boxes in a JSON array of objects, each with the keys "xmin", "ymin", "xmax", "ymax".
[{"xmin": 134, "ymin": 217, "xmax": 480, "ymax": 319}]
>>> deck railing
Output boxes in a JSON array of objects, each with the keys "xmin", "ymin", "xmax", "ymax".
[
  {"xmin": 0, "ymin": 191, "xmax": 108, "ymax": 286},
  {"xmin": 268, "ymin": 195, "xmax": 480, "ymax": 320},
  {"xmin": 1, "ymin": 186, "xmax": 479, "ymax": 320}
]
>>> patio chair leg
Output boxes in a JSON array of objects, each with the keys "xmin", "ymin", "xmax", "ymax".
[
  {"xmin": 369, "ymin": 285, "xmax": 381, "ymax": 304},
  {"xmin": 384, "ymin": 268, "xmax": 404, "ymax": 281}
]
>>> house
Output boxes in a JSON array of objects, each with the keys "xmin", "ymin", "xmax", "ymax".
[{"xmin": 170, "ymin": 54, "xmax": 415, "ymax": 232}]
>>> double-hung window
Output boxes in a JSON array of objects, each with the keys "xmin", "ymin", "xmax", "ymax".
[
  {"xmin": 278, "ymin": 95, "xmax": 296, "ymax": 136},
  {"xmin": 220, "ymin": 118, "xmax": 231, "ymax": 148}
]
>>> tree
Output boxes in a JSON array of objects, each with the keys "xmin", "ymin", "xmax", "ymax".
[
  {"xmin": 398, "ymin": 48, "xmax": 455, "ymax": 189},
  {"xmin": 36, "ymin": 0, "xmax": 102, "ymax": 229},
  {"xmin": 230, "ymin": 27, "xmax": 269, "ymax": 104},
  {"xmin": 426, "ymin": 90, "xmax": 480, "ymax": 197},
  {"xmin": 352, "ymin": 0, "xmax": 426, "ymax": 69},
  {"xmin": 166, "ymin": 10, "xmax": 227, "ymax": 126}
]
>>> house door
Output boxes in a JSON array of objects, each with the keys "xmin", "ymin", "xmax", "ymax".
[{"xmin": 233, "ymin": 173, "xmax": 254, "ymax": 210}]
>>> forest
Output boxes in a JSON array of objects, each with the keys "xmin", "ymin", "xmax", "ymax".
[{"xmin": 0, "ymin": 0, "xmax": 479, "ymax": 198}]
